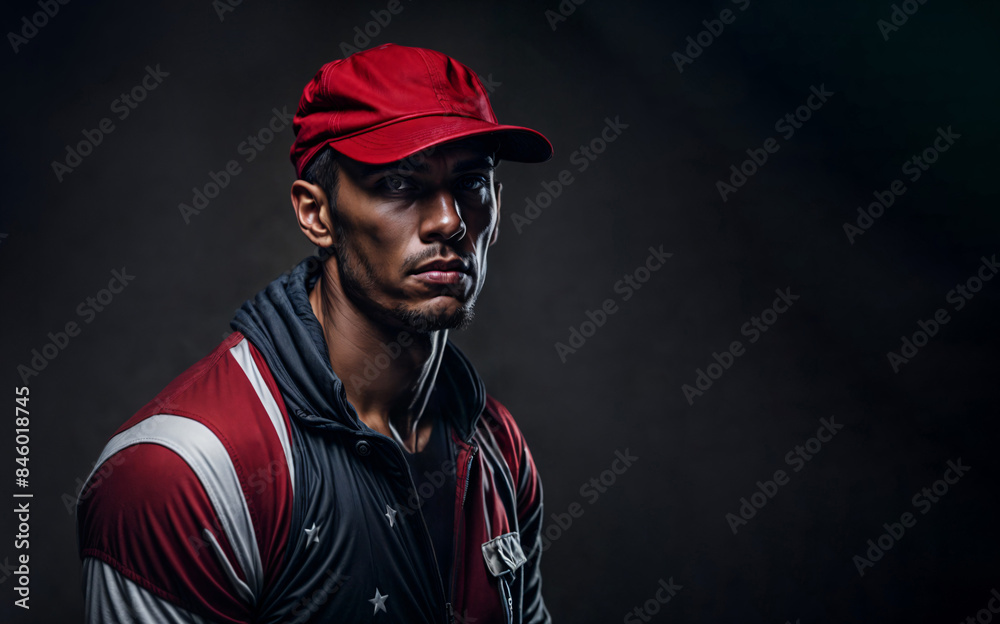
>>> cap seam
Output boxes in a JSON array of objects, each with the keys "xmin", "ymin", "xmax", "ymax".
[
  {"xmin": 319, "ymin": 63, "xmax": 339, "ymax": 138},
  {"xmin": 415, "ymin": 48, "xmax": 450, "ymax": 111}
]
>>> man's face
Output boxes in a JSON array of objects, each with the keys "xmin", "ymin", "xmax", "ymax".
[{"xmin": 326, "ymin": 138, "xmax": 501, "ymax": 333}]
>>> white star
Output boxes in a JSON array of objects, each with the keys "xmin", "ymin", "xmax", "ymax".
[
  {"xmin": 369, "ymin": 587, "xmax": 389, "ymax": 614},
  {"xmin": 384, "ymin": 505, "xmax": 398, "ymax": 528},
  {"xmin": 304, "ymin": 522, "xmax": 320, "ymax": 547}
]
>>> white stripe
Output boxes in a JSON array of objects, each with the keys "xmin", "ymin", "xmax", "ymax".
[
  {"xmin": 83, "ymin": 557, "xmax": 210, "ymax": 624},
  {"xmin": 85, "ymin": 414, "xmax": 263, "ymax": 603},
  {"xmin": 203, "ymin": 528, "xmax": 254, "ymax": 604},
  {"xmin": 229, "ymin": 338, "xmax": 296, "ymax": 495}
]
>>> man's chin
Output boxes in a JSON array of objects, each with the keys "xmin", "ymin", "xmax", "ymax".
[{"xmin": 392, "ymin": 302, "xmax": 475, "ymax": 333}]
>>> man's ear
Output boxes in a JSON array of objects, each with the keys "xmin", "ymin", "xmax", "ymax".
[
  {"xmin": 489, "ymin": 181, "xmax": 502, "ymax": 246},
  {"xmin": 291, "ymin": 180, "xmax": 336, "ymax": 247}
]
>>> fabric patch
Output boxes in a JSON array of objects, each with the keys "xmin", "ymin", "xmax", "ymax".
[{"xmin": 481, "ymin": 532, "xmax": 526, "ymax": 578}]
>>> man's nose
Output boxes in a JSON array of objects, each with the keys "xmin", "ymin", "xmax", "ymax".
[{"xmin": 420, "ymin": 188, "xmax": 467, "ymax": 242}]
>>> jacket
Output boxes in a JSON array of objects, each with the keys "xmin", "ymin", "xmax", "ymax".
[{"xmin": 76, "ymin": 255, "xmax": 551, "ymax": 623}]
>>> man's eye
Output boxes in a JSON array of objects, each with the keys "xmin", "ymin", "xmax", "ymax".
[
  {"xmin": 380, "ymin": 175, "xmax": 413, "ymax": 192},
  {"xmin": 456, "ymin": 175, "xmax": 488, "ymax": 191}
]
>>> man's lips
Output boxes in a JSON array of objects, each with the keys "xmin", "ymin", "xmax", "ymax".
[
  {"xmin": 413, "ymin": 270, "xmax": 468, "ymax": 284},
  {"xmin": 411, "ymin": 259, "xmax": 472, "ymax": 286},
  {"xmin": 413, "ymin": 259, "xmax": 469, "ymax": 273}
]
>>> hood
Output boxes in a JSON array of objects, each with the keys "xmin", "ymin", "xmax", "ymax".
[{"xmin": 230, "ymin": 255, "xmax": 487, "ymax": 442}]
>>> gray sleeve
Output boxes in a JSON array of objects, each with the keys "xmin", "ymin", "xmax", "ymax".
[{"xmin": 82, "ymin": 557, "xmax": 212, "ymax": 624}]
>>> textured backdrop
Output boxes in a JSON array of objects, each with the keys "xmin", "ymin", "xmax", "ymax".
[{"xmin": 1, "ymin": 0, "xmax": 998, "ymax": 622}]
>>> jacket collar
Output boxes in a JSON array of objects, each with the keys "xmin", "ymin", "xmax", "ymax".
[{"xmin": 230, "ymin": 255, "xmax": 486, "ymax": 442}]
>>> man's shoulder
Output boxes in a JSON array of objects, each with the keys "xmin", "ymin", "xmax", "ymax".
[
  {"xmin": 118, "ymin": 331, "xmax": 283, "ymax": 433},
  {"xmin": 480, "ymin": 394, "xmax": 524, "ymax": 439},
  {"xmin": 77, "ymin": 331, "xmax": 296, "ymax": 611},
  {"xmin": 89, "ymin": 330, "xmax": 296, "ymax": 492},
  {"xmin": 478, "ymin": 394, "xmax": 539, "ymax": 485}
]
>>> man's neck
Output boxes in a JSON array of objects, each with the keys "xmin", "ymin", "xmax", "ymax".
[{"xmin": 308, "ymin": 266, "xmax": 445, "ymax": 453}]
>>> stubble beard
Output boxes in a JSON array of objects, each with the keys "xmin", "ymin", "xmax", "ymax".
[{"xmin": 328, "ymin": 235, "xmax": 478, "ymax": 333}]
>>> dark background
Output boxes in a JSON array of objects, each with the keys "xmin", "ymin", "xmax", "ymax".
[{"xmin": 2, "ymin": 0, "xmax": 998, "ymax": 622}]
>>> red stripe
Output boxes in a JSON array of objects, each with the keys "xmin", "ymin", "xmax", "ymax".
[
  {"xmin": 78, "ymin": 444, "xmax": 250, "ymax": 623},
  {"xmin": 483, "ymin": 394, "xmax": 541, "ymax": 520}
]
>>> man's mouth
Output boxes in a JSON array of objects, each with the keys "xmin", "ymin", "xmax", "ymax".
[
  {"xmin": 411, "ymin": 258, "xmax": 473, "ymax": 286},
  {"xmin": 413, "ymin": 270, "xmax": 468, "ymax": 285},
  {"xmin": 413, "ymin": 258, "xmax": 469, "ymax": 273}
]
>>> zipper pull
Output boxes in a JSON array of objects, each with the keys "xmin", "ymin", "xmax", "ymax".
[{"xmin": 446, "ymin": 601, "xmax": 455, "ymax": 624}]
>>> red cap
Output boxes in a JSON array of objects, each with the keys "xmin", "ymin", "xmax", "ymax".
[{"xmin": 289, "ymin": 44, "xmax": 553, "ymax": 176}]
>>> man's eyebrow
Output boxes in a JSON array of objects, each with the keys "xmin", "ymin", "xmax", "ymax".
[{"xmin": 355, "ymin": 155, "xmax": 495, "ymax": 177}]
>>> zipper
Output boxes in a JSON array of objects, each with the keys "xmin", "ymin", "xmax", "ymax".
[
  {"xmin": 447, "ymin": 439, "xmax": 479, "ymax": 623},
  {"xmin": 378, "ymin": 435, "xmax": 452, "ymax": 623},
  {"xmin": 498, "ymin": 575, "xmax": 514, "ymax": 624},
  {"xmin": 360, "ymin": 429, "xmax": 479, "ymax": 623}
]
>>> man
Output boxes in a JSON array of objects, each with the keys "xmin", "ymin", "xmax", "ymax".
[{"xmin": 76, "ymin": 43, "xmax": 553, "ymax": 623}]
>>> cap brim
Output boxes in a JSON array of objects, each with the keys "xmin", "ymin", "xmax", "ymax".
[{"xmin": 326, "ymin": 115, "xmax": 553, "ymax": 165}]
